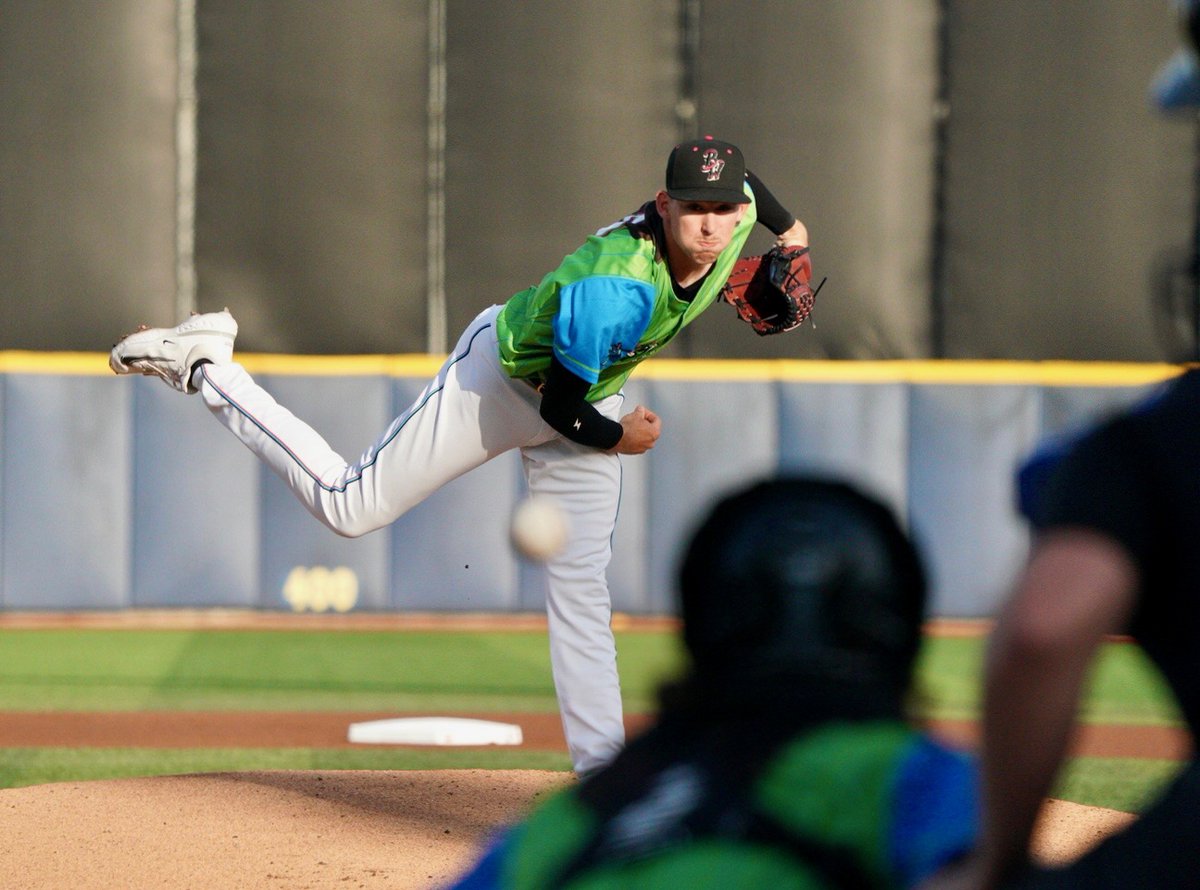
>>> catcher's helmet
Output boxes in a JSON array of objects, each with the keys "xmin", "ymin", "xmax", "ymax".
[{"xmin": 678, "ymin": 477, "xmax": 927, "ymax": 694}]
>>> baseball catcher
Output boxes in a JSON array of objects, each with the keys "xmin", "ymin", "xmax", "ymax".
[
  {"xmin": 447, "ymin": 476, "xmax": 978, "ymax": 889},
  {"xmin": 720, "ymin": 244, "xmax": 819, "ymax": 335}
]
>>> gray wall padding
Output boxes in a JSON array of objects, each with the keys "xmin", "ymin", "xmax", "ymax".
[
  {"xmin": 255, "ymin": 376, "xmax": 396, "ymax": 611},
  {"xmin": 1037, "ymin": 384, "xmax": 1157, "ymax": 440},
  {"xmin": 907, "ymin": 385, "xmax": 1040, "ymax": 616},
  {"xmin": 0, "ymin": 379, "xmax": 4, "ymax": 596},
  {"xmin": 3, "ymin": 377, "xmax": 131, "ymax": 608},
  {"xmin": 606, "ymin": 380, "xmax": 651, "ymax": 616},
  {"xmin": 0, "ymin": 366, "xmax": 1170, "ymax": 617},
  {"xmin": 642, "ymin": 380, "xmax": 781, "ymax": 613},
  {"xmin": 778, "ymin": 382, "xmax": 911, "ymax": 515},
  {"xmin": 131, "ymin": 381, "xmax": 259, "ymax": 607},
  {"xmin": 385, "ymin": 378, "xmax": 525, "ymax": 612}
]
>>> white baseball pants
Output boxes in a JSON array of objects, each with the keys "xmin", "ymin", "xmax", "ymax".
[{"xmin": 195, "ymin": 305, "xmax": 626, "ymax": 774}]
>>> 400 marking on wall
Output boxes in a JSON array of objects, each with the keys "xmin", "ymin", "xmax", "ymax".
[{"xmin": 282, "ymin": 566, "xmax": 360, "ymax": 613}]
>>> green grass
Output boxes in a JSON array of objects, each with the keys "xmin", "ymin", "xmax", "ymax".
[
  {"xmin": 0, "ymin": 628, "xmax": 687, "ymax": 713},
  {"xmin": 913, "ymin": 635, "xmax": 1181, "ymax": 725},
  {"xmin": 0, "ymin": 625, "xmax": 1184, "ymax": 810},
  {"xmin": 1053, "ymin": 757, "xmax": 1184, "ymax": 812},
  {"xmin": 912, "ymin": 635, "xmax": 987, "ymax": 721},
  {"xmin": 911, "ymin": 635, "xmax": 1185, "ymax": 814},
  {"xmin": 0, "ymin": 746, "xmax": 572, "ymax": 789}
]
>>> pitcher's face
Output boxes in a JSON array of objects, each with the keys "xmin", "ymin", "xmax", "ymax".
[{"xmin": 657, "ymin": 192, "xmax": 746, "ymax": 268}]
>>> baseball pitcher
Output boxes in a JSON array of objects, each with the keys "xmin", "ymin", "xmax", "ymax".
[{"xmin": 110, "ymin": 136, "xmax": 817, "ymax": 775}]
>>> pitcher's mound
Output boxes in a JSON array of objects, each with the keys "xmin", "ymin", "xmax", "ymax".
[{"xmin": 0, "ymin": 771, "xmax": 1131, "ymax": 889}]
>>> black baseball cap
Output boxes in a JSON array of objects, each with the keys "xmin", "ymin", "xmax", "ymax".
[{"xmin": 665, "ymin": 136, "xmax": 750, "ymax": 204}]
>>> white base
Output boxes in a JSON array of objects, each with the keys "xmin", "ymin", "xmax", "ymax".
[{"xmin": 347, "ymin": 716, "xmax": 524, "ymax": 746}]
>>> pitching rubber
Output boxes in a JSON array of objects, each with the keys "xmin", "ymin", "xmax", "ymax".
[{"xmin": 347, "ymin": 716, "xmax": 524, "ymax": 746}]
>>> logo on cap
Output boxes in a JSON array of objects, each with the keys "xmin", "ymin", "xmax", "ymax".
[{"xmin": 700, "ymin": 149, "xmax": 725, "ymax": 181}]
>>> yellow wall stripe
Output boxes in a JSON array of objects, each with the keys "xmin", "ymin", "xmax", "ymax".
[
  {"xmin": 236, "ymin": 354, "xmax": 446, "ymax": 376},
  {"xmin": 0, "ymin": 351, "xmax": 1187, "ymax": 388},
  {"xmin": 0, "ymin": 352, "xmax": 113, "ymax": 375},
  {"xmin": 640, "ymin": 359, "xmax": 1185, "ymax": 386}
]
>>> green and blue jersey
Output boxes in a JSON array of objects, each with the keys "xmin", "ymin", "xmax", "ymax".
[
  {"xmin": 448, "ymin": 721, "xmax": 977, "ymax": 889},
  {"xmin": 496, "ymin": 187, "xmax": 757, "ymax": 402}
]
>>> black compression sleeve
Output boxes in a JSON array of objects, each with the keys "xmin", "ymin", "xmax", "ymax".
[
  {"xmin": 745, "ymin": 169, "xmax": 796, "ymax": 236},
  {"xmin": 538, "ymin": 356, "xmax": 624, "ymax": 450}
]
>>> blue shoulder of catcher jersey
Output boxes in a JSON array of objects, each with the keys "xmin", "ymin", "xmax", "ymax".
[
  {"xmin": 1016, "ymin": 375, "xmax": 1180, "ymax": 525},
  {"xmin": 445, "ymin": 832, "xmax": 509, "ymax": 889},
  {"xmin": 888, "ymin": 735, "xmax": 978, "ymax": 886},
  {"xmin": 553, "ymin": 276, "xmax": 656, "ymax": 384}
]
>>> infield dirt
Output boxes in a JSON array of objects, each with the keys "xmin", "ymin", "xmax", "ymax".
[{"xmin": 0, "ymin": 769, "xmax": 1137, "ymax": 890}]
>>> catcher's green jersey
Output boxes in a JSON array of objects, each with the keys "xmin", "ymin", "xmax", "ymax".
[
  {"xmin": 495, "ymin": 190, "xmax": 757, "ymax": 401},
  {"xmin": 448, "ymin": 721, "xmax": 978, "ymax": 890}
]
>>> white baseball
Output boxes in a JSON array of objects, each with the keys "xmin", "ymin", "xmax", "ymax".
[{"xmin": 510, "ymin": 496, "xmax": 569, "ymax": 561}]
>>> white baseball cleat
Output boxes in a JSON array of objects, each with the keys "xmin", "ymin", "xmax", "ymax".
[{"xmin": 109, "ymin": 309, "xmax": 238, "ymax": 394}]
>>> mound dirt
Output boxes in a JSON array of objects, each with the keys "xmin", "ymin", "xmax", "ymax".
[{"xmin": 0, "ymin": 770, "xmax": 1132, "ymax": 889}]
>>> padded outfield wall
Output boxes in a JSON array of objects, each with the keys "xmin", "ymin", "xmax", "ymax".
[{"xmin": 0, "ymin": 355, "xmax": 1175, "ymax": 619}]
